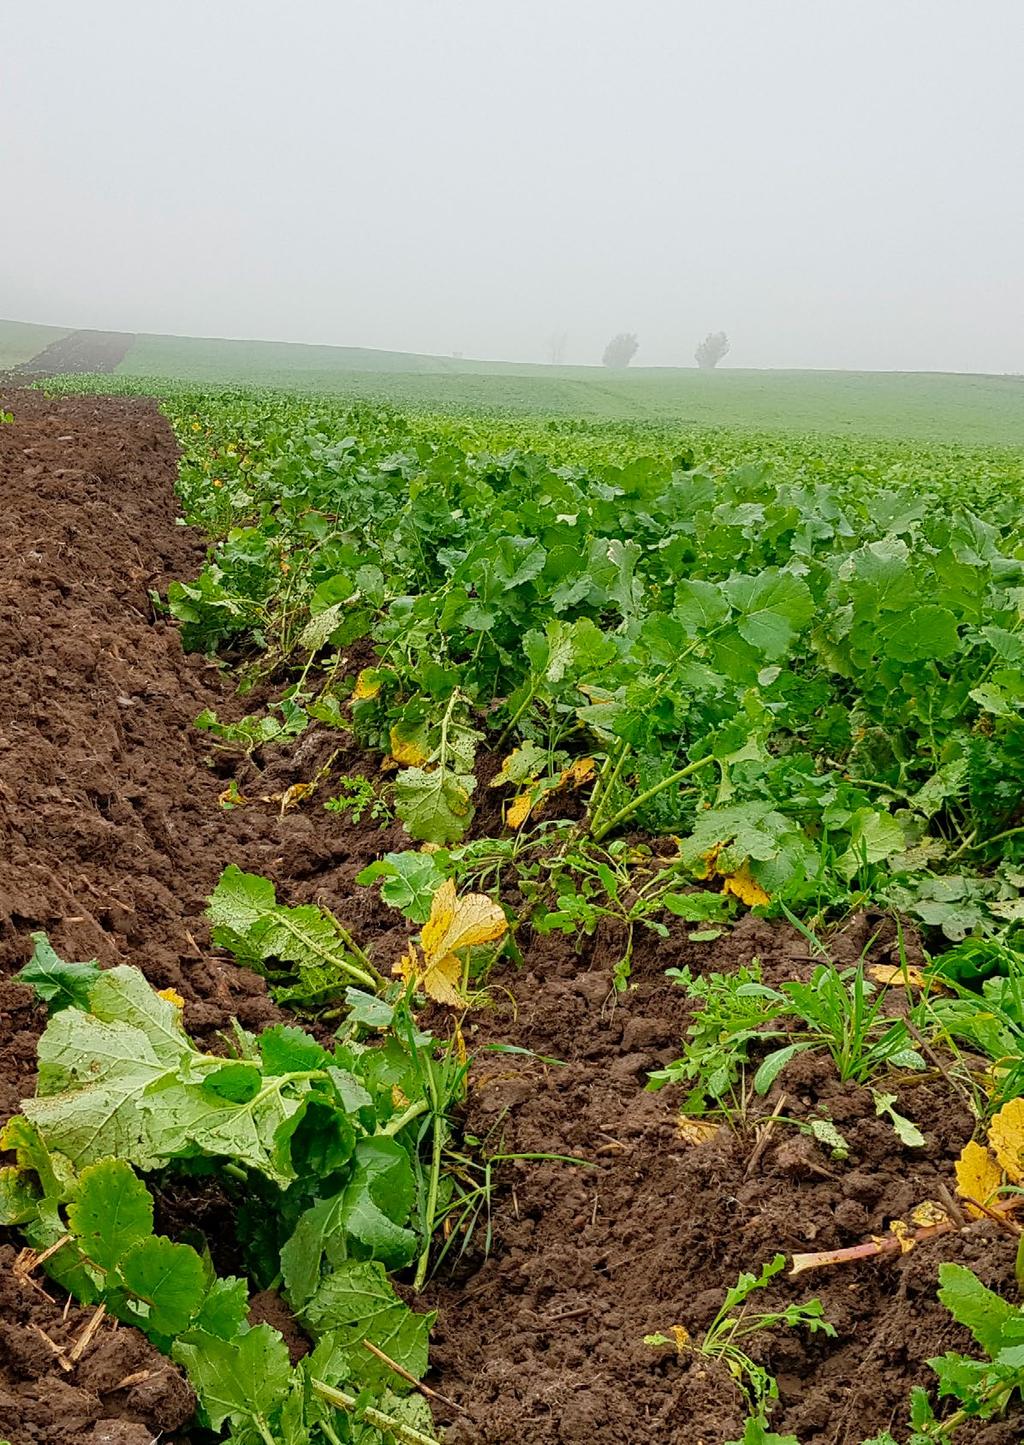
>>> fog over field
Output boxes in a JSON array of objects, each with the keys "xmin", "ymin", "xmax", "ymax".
[{"xmin": 2, "ymin": 0, "xmax": 1021, "ymax": 372}]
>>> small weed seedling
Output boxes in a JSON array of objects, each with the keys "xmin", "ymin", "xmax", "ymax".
[
  {"xmin": 646, "ymin": 1254, "xmax": 834, "ymax": 1425},
  {"xmin": 324, "ymin": 775, "xmax": 393, "ymax": 828}
]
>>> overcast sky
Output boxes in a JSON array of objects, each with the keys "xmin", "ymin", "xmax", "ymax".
[{"xmin": 3, "ymin": 1, "xmax": 1022, "ymax": 371}]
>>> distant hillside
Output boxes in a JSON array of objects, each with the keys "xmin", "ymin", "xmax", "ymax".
[{"xmin": 3, "ymin": 318, "xmax": 1022, "ymax": 444}]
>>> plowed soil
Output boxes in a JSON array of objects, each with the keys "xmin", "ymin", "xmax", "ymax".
[
  {"xmin": 0, "ymin": 389, "xmax": 1020, "ymax": 1445},
  {"xmin": 11, "ymin": 331, "xmax": 134, "ymax": 377}
]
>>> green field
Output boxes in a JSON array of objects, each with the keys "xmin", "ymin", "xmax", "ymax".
[
  {"xmin": 5, "ymin": 317, "xmax": 1024, "ymax": 445},
  {"xmin": 0, "ymin": 318, "xmax": 70, "ymax": 370}
]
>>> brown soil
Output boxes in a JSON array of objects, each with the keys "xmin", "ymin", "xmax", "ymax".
[
  {"xmin": 0, "ymin": 389, "xmax": 1020, "ymax": 1445},
  {"xmin": 11, "ymin": 331, "xmax": 135, "ymax": 377}
]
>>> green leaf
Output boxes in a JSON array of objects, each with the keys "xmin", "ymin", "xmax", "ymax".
[
  {"xmin": 674, "ymin": 578, "xmax": 730, "ymax": 635},
  {"xmin": 871, "ymin": 1090, "xmax": 925, "ymax": 1149},
  {"xmin": 356, "ymin": 852, "xmax": 446, "ymax": 924},
  {"xmin": 723, "ymin": 568, "xmax": 814, "ymax": 659},
  {"xmin": 208, "ymin": 865, "xmax": 371, "ymax": 1001},
  {"xmin": 24, "ymin": 1008, "xmax": 173, "ymax": 1170},
  {"xmin": 174, "ymin": 1324, "xmax": 293, "ymax": 1433},
  {"xmin": 303, "ymin": 1259, "xmax": 435, "ymax": 1383},
  {"xmin": 883, "ymin": 605, "xmax": 960, "ymax": 663},
  {"xmin": 259, "ymin": 1024, "xmax": 332, "ymax": 1076},
  {"xmin": 338, "ymin": 1137, "xmax": 417, "ymax": 1268},
  {"xmin": 194, "ymin": 1275, "xmax": 251, "ymax": 1341},
  {"xmin": 119, "ymin": 1235, "xmax": 208, "ymax": 1336},
  {"xmin": 725, "ymin": 1420, "xmax": 799, "ymax": 1445},
  {"xmin": 139, "ymin": 1067, "xmax": 311, "ymax": 1187},
  {"xmin": 0, "ymin": 1166, "xmax": 41, "ymax": 1225},
  {"xmin": 394, "ymin": 766, "xmax": 476, "ymax": 844},
  {"xmin": 14, "ymin": 934, "xmax": 101, "ymax": 1012},
  {"xmin": 66, "ymin": 1159, "xmax": 154, "ymax": 1270},
  {"xmin": 754, "ymin": 1042, "xmax": 809, "ymax": 1095},
  {"xmin": 937, "ymin": 1262, "xmax": 1015, "ymax": 1357}
]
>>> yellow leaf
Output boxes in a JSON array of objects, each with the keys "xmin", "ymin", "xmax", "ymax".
[
  {"xmin": 670, "ymin": 1324, "xmax": 691, "ymax": 1352},
  {"xmin": 392, "ymin": 943, "xmax": 463, "ymax": 1006},
  {"xmin": 506, "ymin": 793, "xmax": 534, "ymax": 829},
  {"xmin": 351, "ymin": 668, "xmax": 381, "ymax": 701},
  {"xmin": 279, "ymin": 781, "xmax": 316, "ymax": 814},
  {"xmin": 453, "ymin": 1019, "xmax": 468, "ymax": 1067},
  {"xmin": 157, "ymin": 988, "xmax": 185, "ymax": 1009},
  {"xmin": 868, "ymin": 963, "xmax": 946, "ymax": 991},
  {"xmin": 392, "ymin": 880, "xmax": 506, "ymax": 1008},
  {"xmin": 677, "ymin": 1118, "xmax": 720, "ymax": 1146},
  {"xmin": 722, "ymin": 865, "xmax": 770, "ymax": 908},
  {"xmin": 421, "ymin": 878, "xmax": 507, "ymax": 964},
  {"xmin": 695, "ymin": 843, "xmax": 723, "ymax": 880},
  {"xmin": 910, "ymin": 1199, "xmax": 950, "ymax": 1228},
  {"xmin": 559, "ymin": 757, "xmax": 596, "ymax": 790},
  {"xmin": 217, "ymin": 783, "xmax": 248, "ymax": 808},
  {"xmin": 389, "ymin": 725, "xmax": 429, "ymax": 767},
  {"xmin": 890, "ymin": 1218, "xmax": 916, "ymax": 1254},
  {"xmin": 955, "ymin": 1141, "xmax": 1004, "ymax": 1217},
  {"xmin": 988, "ymin": 1098, "xmax": 1024, "ymax": 1184}
]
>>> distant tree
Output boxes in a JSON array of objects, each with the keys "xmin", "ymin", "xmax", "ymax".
[
  {"xmin": 547, "ymin": 330, "xmax": 568, "ymax": 365},
  {"xmin": 695, "ymin": 331, "xmax": 729, "ymax": 370},
  {"xmin": 602, "ymin": 332, "xmax": 639, "ymax": 369}
]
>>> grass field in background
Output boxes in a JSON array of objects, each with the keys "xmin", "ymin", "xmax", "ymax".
[
  {"xmin": 5, "ymin": 318, "xmax": 1023, "ymax": 445},
  {"xmin": 0, "ymin": 318, "xmax": 71, "ymax": 370}
]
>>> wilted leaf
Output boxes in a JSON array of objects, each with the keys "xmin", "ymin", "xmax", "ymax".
[
  {"xmin": 279, "ymin": 781, "xmax": 316, "ymax": 814},
  {"xmin": 677, "ymin": 1118, "xmax": 719, "ymax": 1146},
  {"xmin": 722, "ymin": 865, "xmax": 770, "ymax": 908},
  {"xmin": 867, "ymin": 963, "xmax": 942, "ymax": 991},
  {"xmin": 351, "ymin": 668, "xmax": 382, "ymax": 701},
  {"xmin": 394, "ymin": 879, "xmax": 506, "ymax": 1006},
  {"xmin": 560, "ymin": 757, "xmax": 596, "ymax": 790},
  {"xmin": 988, "ymin": 1098, "xmax": 1024, "ymax": 1184},
  {"xmin": 955, "ymin": 1140, "xmax": 1004, "ymax": 1218},
  {"xmin": 393, "ymin": 943, "xmax": 462, "ymax": 1006},
  {"xmin": 506, "ymin": 792, "xmax": 534, "ymax": 830}
]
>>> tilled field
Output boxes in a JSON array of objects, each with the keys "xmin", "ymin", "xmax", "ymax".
[{"xmin": 1, "ymin": 391, "xmax": 1021, "ymax": 1445}]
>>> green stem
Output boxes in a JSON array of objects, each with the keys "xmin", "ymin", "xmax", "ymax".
[
  {"xmin": 321, "ymin": 905, "xmax": 382, "ymax": 984},
  {"xmin": 956, "ymin": 823, "xmax": 1024, "ymax": 857},
  {"xmin": 379, "ymin": 1097, "xmax": 430, "ymax": 1137},
  {"xmin": 591, "ymin": 752, "xmax": 717, "ymax": 842},
  {"xmin": 269, "ymin": 910, "xmax": 379, "ymax": 992},
  {"xmin": 587, "ymin": 739, "xmax": 632, "ymax": 835},
  {"xmin": 413, "ymin": 1056, "xmax": 444, "ymax": 1292},
  {"xmin": 253, "ymin": 1418, "xmax": 277, "ymax": 1445},
  {"xmin": 310, "ymin": 1378, "xmax": 439, "ymax": 1445},
  {"xmin": 496, "ymin": 681, "xmax": 539, "ymax": 750},
  {"xmin": 928, "ymin": 1377, "xmax": 1016, "ymax": 1437}
]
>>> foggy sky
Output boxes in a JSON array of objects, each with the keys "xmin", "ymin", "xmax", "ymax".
[{"xmin": 3, "ymin": 0, "xmax": 1022, "ymax": 373}]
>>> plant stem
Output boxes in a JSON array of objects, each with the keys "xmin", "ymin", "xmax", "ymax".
[
  {"xmin": 587, "ymin": 739, "xmax": 632, "ymax": 836},
  {"xmin": 379, "ymin": 1097, "xmax": 430, "ymax": 1137},
  {"xmin": 310, "ymin": 1378, "xmax": 440, "ymax": 1445},
  {"xmin": 927, "ymin": 1377, "xmax": 1016, "ymax": 1437},
  {"xmin": 591, "ymin": 752, "xmax": 717, "ymax": 842},
  {"xmin": 320, "ymin": 905, "xmax": 382, "ymax": 984},
  {"xmin": 413, "ymin": 1054, "xmax": 444, "ymax": 1292}
]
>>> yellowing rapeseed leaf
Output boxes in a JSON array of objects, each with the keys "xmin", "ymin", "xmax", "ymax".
[
  {"xmin": 157, "ymin": 988, "xmax": 185, "ymax": 1009},
  {"xmin": 722, "ymin": 865, "xmax": 770, "ymax": 908},
  {"xmin": 351, "ymin": 668, "xmax": 382, "ymax": 701},
  {"xmin": 955, "ymin": 1140, "xmax": 1004, "ymax": 1217},
  {"xmin": 868, "ymin": 963, "xmax": 937, "ymax": 990},
  {"xmin": 506, "ymin": 792, "xmax": 534, "ymax": 829},
  {"xmin": 560, "ymin": 756, "xmax": 596, "ymax": 789},
  {"xmin": 988, "ymin": 1098, "xmax": 1024, "ymax": 1184},
  {"xmin": 393, "ymin": 879, "xmax": 507, "ymax": 1007},
  {"xmin": 389, "ymin": 724, "xmax": 429, "ymax": 768}
]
